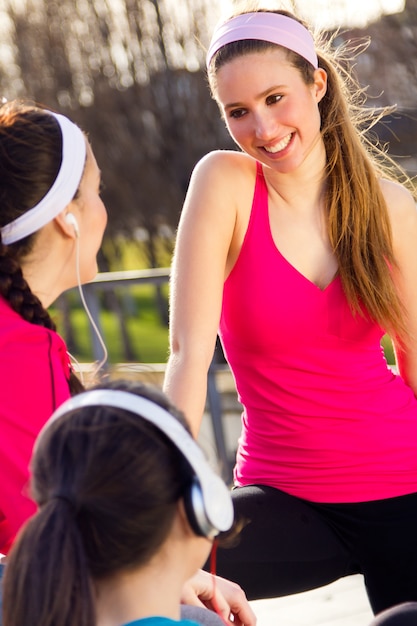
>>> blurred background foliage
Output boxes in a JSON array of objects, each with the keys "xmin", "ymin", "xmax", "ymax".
[{"xmin": 0, "ymin": 0, "xmax": 237, "ymax": 270}]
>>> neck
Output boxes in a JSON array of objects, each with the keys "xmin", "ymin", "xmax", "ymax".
[
  {"xmin": 94, "ymin": 508, "xmax": 209, "ymax": 626},
  {"xmin": 263, "ymin": 133, "xmax": 327, "ymax": 210},
  {"xmin": 21, "ymin": 225, "xmax": 77, "ymax": 308},
  {"xmin": 95, "ymin": 554, "xmax": 190, "ymax": 626},
  {"xmin": 264, "ymin": 164, "xmax": 327, "ymax": 215}
]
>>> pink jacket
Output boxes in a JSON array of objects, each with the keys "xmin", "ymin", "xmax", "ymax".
[{"xmin": 0, "ymin": 297, "xmax": 71, "ymax": 553}]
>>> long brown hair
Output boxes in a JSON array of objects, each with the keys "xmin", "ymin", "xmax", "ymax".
[{"xmin": 208, "ymin": 7, "xmax": 415, "ymax": 342}]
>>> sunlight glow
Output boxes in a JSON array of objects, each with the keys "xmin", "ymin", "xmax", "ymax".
[
  {"xmin": 296, "ymin": 0, "xmax": 406, "ymax": 29},
  {"xmin": 220, "ymin": 0, "xmax": 405, "ymax": 29}
]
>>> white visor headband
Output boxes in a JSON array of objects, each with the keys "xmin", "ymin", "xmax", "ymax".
[{"xmin": 1, "ymin": 112, "xmax": 86, "ymax": 245}]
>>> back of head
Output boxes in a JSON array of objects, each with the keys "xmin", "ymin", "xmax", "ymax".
[
  {"xmin": 0, "ymin": 99, "xmax": 85, "ymax": 393},
  {"xmin": 0, "ymin": 99, "xmax": 62, "ymax": 257},
  {"xmin": 2, "ymin": 380, "xmax": 197, "ymax": 626},
  {"xmin": 0, "ymin": 100, "xmax": 62, "ymax": 332}
]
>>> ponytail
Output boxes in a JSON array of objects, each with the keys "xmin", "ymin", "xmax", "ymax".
[{"xmin": 3, "ymin": 501, "xmax": 94, "ymax": 626}]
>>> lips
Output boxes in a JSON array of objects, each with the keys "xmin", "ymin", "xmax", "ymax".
[{"xmin": 263, "ymin": 132, "xmax": 293, "ymax": 154}]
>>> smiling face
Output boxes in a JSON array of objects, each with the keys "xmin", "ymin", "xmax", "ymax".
[{"xmin": 215, "ymin": 48, "xmax": 327, "ymax": 175}]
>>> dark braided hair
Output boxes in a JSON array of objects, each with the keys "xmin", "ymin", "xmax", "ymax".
[{"xmin": 0, "ymin": 100, "xmax": 84, "ymax": 394}]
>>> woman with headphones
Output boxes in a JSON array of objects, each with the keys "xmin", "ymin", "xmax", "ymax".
[{"xmin": 2, "ymin": 379, "xmax": 236, "ymax": 626}]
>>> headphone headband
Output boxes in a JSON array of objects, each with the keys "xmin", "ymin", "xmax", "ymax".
[{"xmin": 39, "ymin": 390, "xmax": 234, "ymax": 537}]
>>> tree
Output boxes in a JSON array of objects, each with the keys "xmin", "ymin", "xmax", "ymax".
[
  {"xmin": 0, "ymin": 0, "xmax": 233, "ymax": 267},
  {"xmin": 336, "ymin": 0, "xmax": 417, "ymax": 175}
]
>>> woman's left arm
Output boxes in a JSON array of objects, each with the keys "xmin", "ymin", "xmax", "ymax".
[{"xmin": 383, "ymin": 180, "xmax": 417, "ymax": 395}]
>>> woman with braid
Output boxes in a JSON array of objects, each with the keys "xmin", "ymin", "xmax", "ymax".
[
  {"xmin": 0, "ymin": 99, "xmax": 107, "ymax": 558},
  {"xmin": 0, "ymin": 100, "xmax": 255, "ymax": 626}
]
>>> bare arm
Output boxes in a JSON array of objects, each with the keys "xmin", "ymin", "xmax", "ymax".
[
  {"xmin": 383, "ymin": 179, "xmax": 417, "ymax": 395},
  {"xmin": 181, "ymin": 569, "xmax": 257, "ymax": 626},
  {"xmin": 163, "ymin": 151, "xmax": 252, "ymax": 436}
]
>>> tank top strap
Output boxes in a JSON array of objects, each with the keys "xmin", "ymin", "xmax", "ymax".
[
  {"xmin": 246, "ymin": 161, "xmax": 270, "ymax": 241},
  {"xmin": 255, "ymin": 160, "xmax": 267, "ymax": 196}
]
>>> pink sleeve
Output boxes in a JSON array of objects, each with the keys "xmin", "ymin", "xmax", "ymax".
[{"xmin": 0, "ymin": 326, "xmax": 71, "ymax": 553}]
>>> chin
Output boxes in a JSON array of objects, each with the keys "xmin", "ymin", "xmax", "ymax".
[{"xmin": 81, "ymin": 263, "xmax": 99, "ymax": 285}]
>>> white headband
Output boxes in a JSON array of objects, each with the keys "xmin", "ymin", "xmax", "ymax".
[{"xmin": 1, "ymin": 112, "xmax": 86, "ymax": 245}]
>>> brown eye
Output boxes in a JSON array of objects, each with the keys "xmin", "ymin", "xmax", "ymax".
[
  {"xmin": 229, "ymin": 109, "xmax": 247, "ymax": 119},
  {"xmin": 266, "ymin": 94, "xmax": 283, "ymax": 106}
]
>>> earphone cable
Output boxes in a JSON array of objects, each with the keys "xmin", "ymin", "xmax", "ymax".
[
  {"xmin": 74, "ymin": 234, "xmax": 108, "ymax": 380},
  {"xmin": 67, "ymin": 351, "xmax": 85, "ymax": 386}
]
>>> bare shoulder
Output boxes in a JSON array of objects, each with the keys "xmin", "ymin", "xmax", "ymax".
[
  {"xmin": 190, "ymin": 150, "xmax": 257, "ymax": 194},
  {"xmin": 379, "ymin": 178, "xmax": 417, "ymax": 237}
]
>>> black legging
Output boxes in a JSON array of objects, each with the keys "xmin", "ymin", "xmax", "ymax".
[{"xmin": 213, "ymin": 485, "xmax": 417, "ymax": 615}]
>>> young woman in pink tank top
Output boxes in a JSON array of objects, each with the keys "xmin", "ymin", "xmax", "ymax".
[{"xmin": 164, "ymin": 3, "xmax": 417, "ymax": 621}]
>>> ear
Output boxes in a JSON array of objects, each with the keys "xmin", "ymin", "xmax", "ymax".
[
  {"xmin": 54, "ymin": 209, "xmax": 78, "ymax": 240},
  {"xmin": 312, "ymin": 67, "xmax": 328, "ymax": 103},
  {"xmin": 176, "ymin": 499, "xmax": 197, "ymax": 538}
]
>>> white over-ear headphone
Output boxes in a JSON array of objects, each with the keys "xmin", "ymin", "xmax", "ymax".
[
  {"xmin": 65, "ymin": 212, "xmax": 79, "ymax": 238},
  {"xmin": 38, "ymin": 389, "xmax": 234, "ymax": 539}
]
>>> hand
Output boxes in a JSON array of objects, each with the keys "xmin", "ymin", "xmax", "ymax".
[{"xmin": 181, "ymin": 569, "xmax": 257, "ymax": 625}]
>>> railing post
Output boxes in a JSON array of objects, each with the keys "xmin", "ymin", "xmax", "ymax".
[
  {"xmin": 82, "ymin": 282, "xmax": 107, "ymax": 367},
  {"xmin": 65, "ymin": 269, "xmax": 235, "ymax": 482},
  {"xmin": 207, "ymin": 359, "xmax": 234, "ymax": 484}
]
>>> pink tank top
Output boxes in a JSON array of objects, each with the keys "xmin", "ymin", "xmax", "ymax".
[{"xmin": 219, "ymin": 162, "xmax": 417, "ymax": 503}]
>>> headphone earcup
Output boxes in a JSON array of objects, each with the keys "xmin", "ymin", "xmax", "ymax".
[
  {"xmin": 183, "ymin": 478, "xmax": 213, "ymax": 538},
  {"xmin": 44, "ymin": 389, "xmax": 234, "ymax": 538}
]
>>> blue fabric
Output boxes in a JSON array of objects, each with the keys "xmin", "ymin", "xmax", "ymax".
[
  {"xmin": 124, "ymin": 616, "xmax": 199, "ymax": 626},
  {"xmin": 0, "ymin": 563, "xmax": 4, "ymax": 626}
]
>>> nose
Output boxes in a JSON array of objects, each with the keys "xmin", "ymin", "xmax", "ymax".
[{"xmin": 253, "ymin": 110, "xmax": 278, "ymax": 141}]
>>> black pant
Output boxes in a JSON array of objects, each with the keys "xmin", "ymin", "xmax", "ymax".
[{"xmin": 214, "ymin": 485, "xmax": 417, "ymax": 615}]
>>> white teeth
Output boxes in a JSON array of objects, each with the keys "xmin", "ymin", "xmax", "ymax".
[{"xmin": 264, "ymin": 133, "xmax": 292, "ymax": 153}]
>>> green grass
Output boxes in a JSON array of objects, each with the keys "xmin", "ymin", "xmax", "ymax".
[
  {"xmin": 49, "ymin": 237, "xmax": 172, "ymax": 364},
  {"xmin": 51, "ymin": 283, "xmax": 170, "ymax": 364},
  {"xmin": 381, "ymin": 334, "xmax": 396, "ymax": 366}
]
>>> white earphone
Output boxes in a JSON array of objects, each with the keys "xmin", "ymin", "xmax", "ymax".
[
  {"xmin": 65, "ymin": 212, "xmax": 79, "ymax": 238},
  {"xmin": 65, "ymin": 209, "xmax": 109, "ymax": 377}
]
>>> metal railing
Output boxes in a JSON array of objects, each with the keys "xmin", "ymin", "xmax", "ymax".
[{"xmin": 66, "ymin": 268, "xmax": 234, "ymax": 482}]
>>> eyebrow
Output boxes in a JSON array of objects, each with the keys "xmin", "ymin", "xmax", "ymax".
[{"xmin": 223, "ymin": 84, "xmax": 288, "ymax": 111}]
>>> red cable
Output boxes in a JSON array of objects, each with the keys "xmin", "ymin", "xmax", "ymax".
[{"xmin": 209, "ymin": 539, "xmax": 231, "ymax": 625}]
